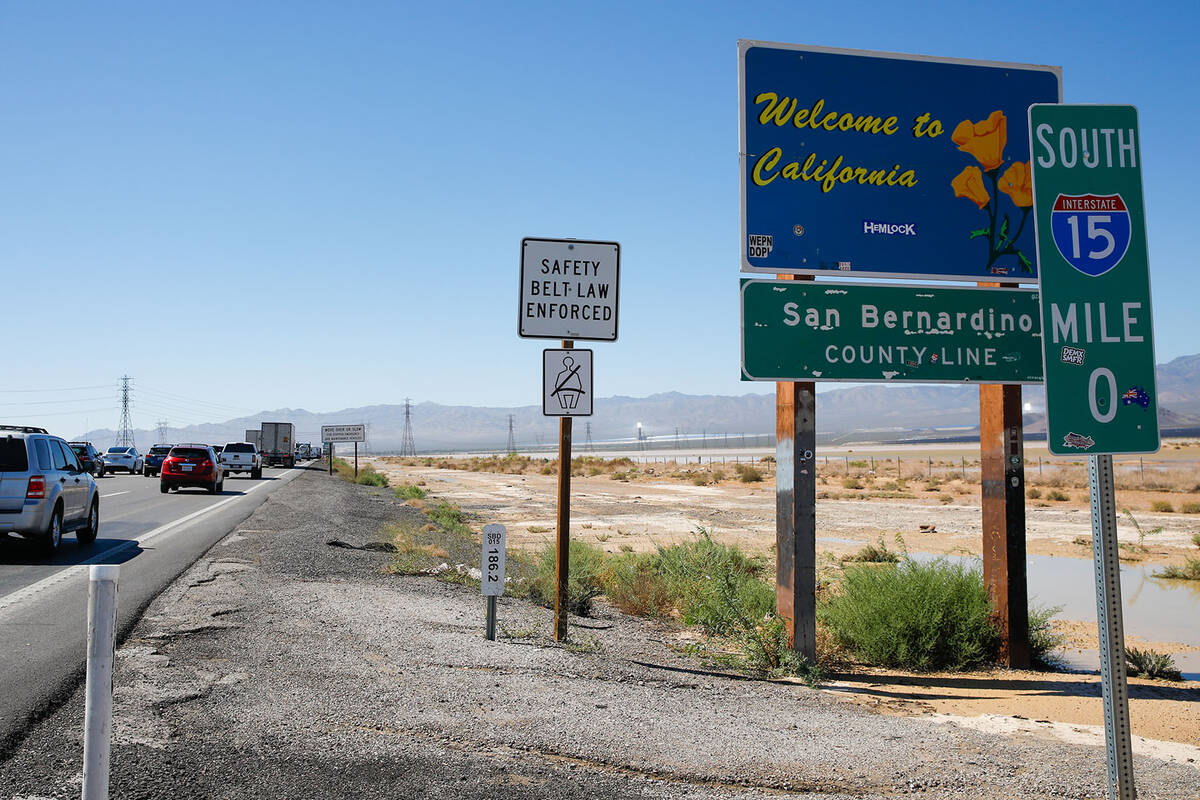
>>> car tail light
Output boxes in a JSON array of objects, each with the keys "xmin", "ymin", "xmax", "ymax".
[{"xmin": 26, "ymin": 475, "xmax": 46, "ymax": 499}]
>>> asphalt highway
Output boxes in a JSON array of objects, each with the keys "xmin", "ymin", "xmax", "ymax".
[{"xmin": 0, "ymin": 462, "xmax": 312, "ymax": 755}]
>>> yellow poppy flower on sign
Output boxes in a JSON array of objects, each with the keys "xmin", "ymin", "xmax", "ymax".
[
  {"xmin": 998, "ymin": 161, "xmax": 1033, "ymax": 208},
  {"xmin": 951, "ymin": 110, "xmax": 1007, "ymax": 172},
  {"xmin": 951, "ymin": 166, "xmax": 990, "ymax": 209}
]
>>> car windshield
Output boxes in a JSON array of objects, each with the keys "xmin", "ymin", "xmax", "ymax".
[
  {"xmin": 107, "ymin": 447, "xmax": 130, "ymax": 454},
  {"xmin": 170, "ymin": 447, "xmax": 209, "ymax": 459},
  {"xmin": 224, "ymin": 443, "xmax": 254, "ymax": 453},
  {"xmin": 0, "ymin": 438, "xmax": 29, "ymax": 471}
]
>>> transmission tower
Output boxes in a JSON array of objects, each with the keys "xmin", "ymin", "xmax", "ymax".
[
  {"xmin": 156, "ymin": 419, "xmax": 169, "ymax": 444},
  {"xmin": 506, "ymin": 414, "xmax": 517, "ymax": 454},
  {"xmin": 115, "ymin": 376, "xmax": 136, "ymax": 447},
  {"xmin": 585, "ymin": 422, "xmax": 594, "ymax": 452},
  {"xmin": 399, "ymin": 398, "xmax": 417, "ymax": 456}
]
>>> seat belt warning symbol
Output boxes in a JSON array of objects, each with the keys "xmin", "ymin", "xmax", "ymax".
[{"xmin": 543, "ymin": 349, "xmax": 593, "ymax": 417}]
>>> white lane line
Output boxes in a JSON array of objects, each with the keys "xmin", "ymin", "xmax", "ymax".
[
  {"xmin": 101, "ymin": 491, "xmax": 130, "ymax": 498},
  {"xmin": 0, "ymin": 469, "xmax": 300, "ymax": 615}
]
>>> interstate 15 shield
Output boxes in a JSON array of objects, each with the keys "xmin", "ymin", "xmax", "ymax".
[{"xmin": 1049, "ymin": 194, "xmax": 1131, "ymax": 277}]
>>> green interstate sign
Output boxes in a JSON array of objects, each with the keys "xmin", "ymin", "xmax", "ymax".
[
  {"xmin": 740, "ymin": 279, "xmax": 1044, "ymax": 383},
  {"xmin": 1029, "ymin": 104, "xmax": 1159, "ymax": 455}
]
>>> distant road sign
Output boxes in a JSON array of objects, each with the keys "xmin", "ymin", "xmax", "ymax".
[
  {"xmin": 321, "ymin": 424, "xmax": 366, "ymax": 443},
  {"xmin": 741, "ymin": 279, "xmax": 1043, "ymax": 383},
  {"xmin": 520, "ymin": 238, "xmax": 619, "ymax": 341},
  {"xmin": 1030, "ymin": 104, "xmax": 1159, "ymax": 456},
  {"xmin": 739, "ymin": 41, "xmax": 1060, "ymax": 281},
  {"xmin": 543, "ymin": 349, "xmax": 593, "ymax": 416}
]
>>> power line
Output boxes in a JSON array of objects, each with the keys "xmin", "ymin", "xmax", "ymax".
[
  {"xmin": 0, "ymin": 384, "xmax": 112, "ymax": 393},
  {"xmin": 0, "ymin": 396, "xmax": 109, "ymax": 406}
]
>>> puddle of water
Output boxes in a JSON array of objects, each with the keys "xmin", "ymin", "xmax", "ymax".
[{"xmin": 908, "ymin": 551, "xmax": 1200, "ymax": 658}]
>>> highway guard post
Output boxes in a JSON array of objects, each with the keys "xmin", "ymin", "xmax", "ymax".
[
  {"xmin": 519, "ymin": 237, "xmax": 618, "ymax": 641},
  {"xmin": 739, "ymin": 41, "xmax": 1059, "ymax": 662},
  {"xmin": 1030, "ymin": 104, "xmax": 1158, "ymax": 800}
]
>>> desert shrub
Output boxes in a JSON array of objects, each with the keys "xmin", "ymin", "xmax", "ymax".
[
  {"xmin": 1150, "ymin": 500, "xmax": 1175, "ymax": 513},
  {"xmin": 611, "ymin": 471, "xmax": 628, "ymax": 481},
  {"xmin": 710, "ymin": 469, "xmax": 726, "ymax": 482},
  {"xmin": 1046, "ymin": 490, "xmax": 1069, "ymax": 502},
  {"xmin": 691, "ymin": 474, "xmax": 711, "ymax": 486},
  {"xmin": 843, "ymin": 536, "xmax": 900, "ymax": 564},
  {"xmin": 394, "ymin": 484, "xmax": 427, "ymax": 500},
  {"xmin": 428, "ymin": 501, "xmax": 471, "ymax": 537},
  {"xmin": 1153, "ymin": 557, "xmax": 1200, "ymax": 581},
  {"xmin": 939, "ymin": 494, "xmax": 954, "ymax": 504},
  {"xmin": 841, "ymin": 477, "xmax": 863, "ymax": 490},
  {"xmin": 1027, "ymin": 487, "xmax": 1042, "ymax": 499},
  {"xmin": 1126, "ymin": 648, "xmax": 1183, "ymax": 681},
  {"xmin": 735, "ymin": 464, "xmax": 764, "ymax": 483},
  {"xmin": 525, "ymin": 539, "xmax": 608, "ymax": 616},
  {"xmin": 353, "ymin": 466, "xmax": 389, "ymax": 487},
  {"xmin": 1193, "ymin": 532, "xmax": 1200, "ymax": 549},
  {"xmin": 819, "ymin": 559, "xmax": 999, "ymax": 671},
  {"xmin": 540, "ymin": 464, "xmax": 555, "ymax": 475},
  {"xmin": 1182, "ymin": 503, "xmax": 1200, "ymax": 514},
  {"xmin": 1028, "ymin": 604, "xmax": 1066, "ymax": 669},
  {"xmin": 760, "ymin": 455, "xmax": 775, "ymax": 463}
]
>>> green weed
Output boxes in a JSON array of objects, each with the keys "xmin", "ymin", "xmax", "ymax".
[
  {"xmin": 1126, "ymin": 647, "xmax": 1183, "ymax": 681},
  {"xmin": 819, "ymin": 559, "xmax": 1000, "ymax": 671},
  {"xmin": 394, "ymin": 484, "xmax": 427, "ymax": 500}
]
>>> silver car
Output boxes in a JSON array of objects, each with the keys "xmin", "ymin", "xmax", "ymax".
[
  {"xmin": 0, "ymin": 426, "xmax": 100, "ymax": 552},
  {"xmin": 102, "ymin": 445, "xmax": 143, "ymax": 475}
]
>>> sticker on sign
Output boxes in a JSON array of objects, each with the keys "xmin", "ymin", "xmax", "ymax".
[
  {"xmin": 543, "ymin": 349, "xmax": 593, "ymax": 417},
  {"xmin": 519, "ymin": 238, "xmax": 620, "ymax": 341}
]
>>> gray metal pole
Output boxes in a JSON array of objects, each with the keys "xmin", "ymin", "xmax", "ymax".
[
  {"xmin": 485, "ymin": 596, "xmax": 497, "ymax": 641},
  {"xmin": 1089, "ymin": 454, "xmax": 1136, "ymax": 800},
  {"xmin": 82, "ymin": 565, "xmax": 120, "ymax": 800}
]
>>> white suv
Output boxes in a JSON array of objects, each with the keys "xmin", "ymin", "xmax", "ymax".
[
  {"xmin": 219, "ymin": 442, "xmax": 262, "ymax": 479},
  {"xmin": 0, "ymin": 426, "xmax": 100, "ymax": 552}
]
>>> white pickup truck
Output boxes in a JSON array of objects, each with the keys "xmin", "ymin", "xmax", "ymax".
[{"xmin": 219, "ymin": 442, "xmax": 263, "ymax": 479}]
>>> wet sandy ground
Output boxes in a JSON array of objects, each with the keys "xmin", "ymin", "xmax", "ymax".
[{"xmin": 375, "ymin": 460, "xmax": 1200, "ymax": 748}]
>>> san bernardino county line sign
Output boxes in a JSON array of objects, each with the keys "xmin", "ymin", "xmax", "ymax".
[
  {"xmin": 1029, "ymin": 104, "xmax": 1159, "ymax": 456},
  {"xmin": 740, "ymin": 280, "xmax": 1044, "ymax": 383},
  {"xmin": 739, "ymin": 41, "xmax": 1060, "ymax": 282},
  {"xmin": 519, "ymin": 237, "xmax": 620, "ymax": 341}
]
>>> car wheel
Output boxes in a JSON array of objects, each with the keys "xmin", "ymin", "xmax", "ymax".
[
  {"xmin": 160, "ymin": 482, "xmax": 169, "ymax": 494},
  {"xmin": 251, "ymin": 467, "xmax": 262, "ymax": 480},
  {"xmin": 208, "ymin": 479, "xmax": 217, "ymax": 494},
  {"xmin": 42, "ymin": 506, "xmax": 63, "ymax": 553},
  {"xmin": 78, "ymin": 499, "xmax": 99, "ymax": 545}
]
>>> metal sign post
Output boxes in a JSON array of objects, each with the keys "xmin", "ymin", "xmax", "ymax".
[
  {"xmin": 354, "ymin": 442, "xmax": 358, "ymax": 480},
  {"xmin": 554, "ymin": 340, "xmax": 574, "ymax": 641},
  {"xmin": 1089, "ymin": 455, "xmax": 1136, "ymax": 799},
  {"xmin": 328, "ymin": 443, "xmax": 333, "ymax": 476},
  {"xmin": 1030, "ymin": 104, "xmax": 1157, "ymax": 800},
  {"xmin": 482, "ymin": 524, "xmax": 506, "ymax": 640}
]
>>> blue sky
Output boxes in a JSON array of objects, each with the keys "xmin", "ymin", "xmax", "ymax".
[{"xmin": 2, "ymin": 0, "xmax": 1196, "ymax": 437}]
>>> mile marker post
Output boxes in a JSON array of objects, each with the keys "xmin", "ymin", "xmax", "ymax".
[{"xmin": 554, "ymin": 339, "xmax": 574, "ymax": 641}]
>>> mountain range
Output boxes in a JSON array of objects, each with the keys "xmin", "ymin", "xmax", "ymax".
[{"xmin": 74, "ymin": 355, "xmax": 1200, "ymax": 452}]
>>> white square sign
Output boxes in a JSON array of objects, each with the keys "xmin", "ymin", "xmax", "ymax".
[
  {"xmin": 519, "ymin": 237, "xmax": 620, "ymax": 341},
  {"xmin": 543, "ymin": 349, "xmax": 593, "ymax": 417}
]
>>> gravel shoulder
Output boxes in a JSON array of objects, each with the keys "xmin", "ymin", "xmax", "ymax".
[{"xmin": 2, "ymin": 468, "xmax": 1197, "ymax": 799}]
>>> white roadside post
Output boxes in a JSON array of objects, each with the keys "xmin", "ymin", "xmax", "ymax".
[
  {"xmin": 482, "ymin": 524, "xmax": 506, "ymax": 640},
  {"xmin": 82, "ymin": 564, "xmax": 120, "ymax": 800}
]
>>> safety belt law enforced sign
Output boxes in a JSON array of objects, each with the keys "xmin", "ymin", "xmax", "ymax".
[
  {"xmin": 519, "ymin": 238, "xmax": 620, "ymax": 341},
  {"xmin": 1029, "ymin": 104, "xmax": 1159, "ymax": 456},
  {"xmin": 543, "ymin": 349, "xmax": 593, "ymax": 417}
]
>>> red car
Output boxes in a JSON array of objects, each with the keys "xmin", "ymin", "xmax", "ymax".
[{"xmin": 159, "ymin": 444, "xmax": 225, "ymax": 494}]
